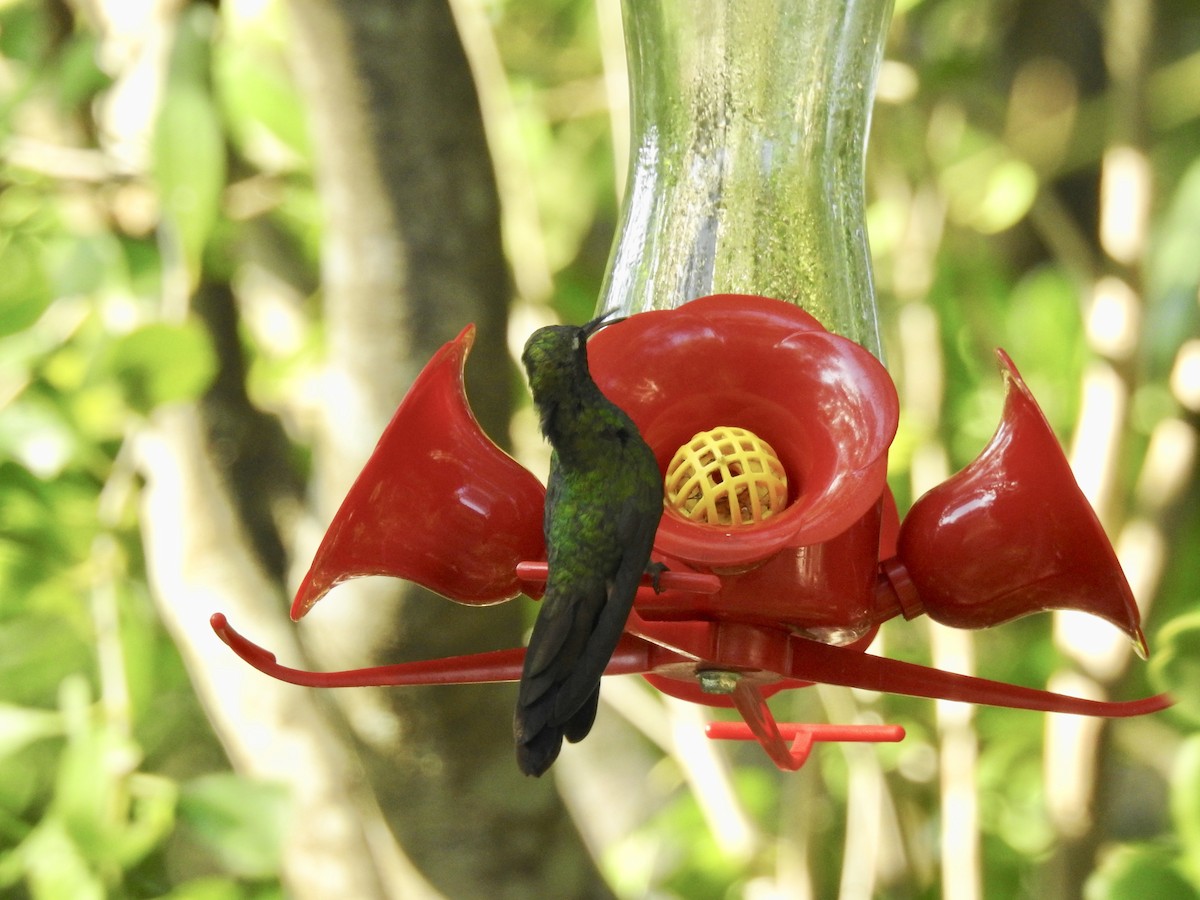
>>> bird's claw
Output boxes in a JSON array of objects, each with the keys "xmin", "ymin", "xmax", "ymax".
[{"xmin": 646, "ymin": 561, "xmax": 668, "ymax": 594}]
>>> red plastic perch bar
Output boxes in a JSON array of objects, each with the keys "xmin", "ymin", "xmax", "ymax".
[
  {"xmin": 515, "ymin": 561, "xmax": 722, "ymax": 594},
  {"xmin": 706, "ymin": 720, "xmax": 906, "ymax": 770}
]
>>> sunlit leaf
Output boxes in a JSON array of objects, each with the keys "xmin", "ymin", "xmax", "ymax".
[
  {"xmin": 1150, "ymin": 612, "xmax": 1200, "ymax": 727},
  {"xmin": 52, "ymin": 33, "xmax": 110, "ymax": 110},
  {"xmin": 0, "ymin": 616, "xmax": 91, "ymax": 708},
  {"xmin": 214, "ymin": 39, "xmax": 311, "ymax": 170},
  {"xmin": 12, "ymin": 817, "xmax": 105, "ymax": 900},
  {"xmin": 0, "ymin": 234, "xmax": 52, "ymax": 337},
  {"xmin": 178, "ymin": 774, "xmax": 289, "ymax": 879},
  {"xmin": 972, "ymin": 158, "xmax": 1038, "ymax": 234},
  {"xmin": 1002, "ymin": 264, "xmax": 1085, "ymax": 429},
  {"xmin": 1171, "ymin": 735, "xmax": 1200, "ymax": 879},
  {"xmin": 161, "ymin": 877, "xmax": 283, "ymax": 900},
  {"xmin": 51, "ymin": 683, "xmax": 177, "ymax": 870},
  {"xmin": 1145, "ymin": 157, "xmax": 1200, "ymax": 375},
  {"xmin": 0, "ymin": 399, "xmax": 76, "ymax": 477},
  {"xmin": 153, "ymin": 6, "xmax": 227, "ymax": 288},
  {"xmin": 101, "ymin": 320, "xmax": 218, "ymax": 413},
  {"xmin": 1084, "ymin": 843, "xmax": 1198, "ymax": 900},
  {"xmin": 0, "ymin": 2, "xmax": 45, "ymax": 65},
  {"xmin": 0, "ymin": 704, "xmax": 62, "ymax": 759},
  {"xmin": 45, "ymin": 232, "xmax": 126, "ymax": 299}
]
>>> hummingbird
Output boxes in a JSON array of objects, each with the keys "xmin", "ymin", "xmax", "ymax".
[{"xmin": 514, "ymin": 313, "xmax": 664, "ymax": 776}]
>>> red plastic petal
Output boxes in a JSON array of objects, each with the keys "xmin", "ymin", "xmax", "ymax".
[
  {"xmin": 894, "ymin": 349, "xmax": 1146, "ymax": 652},
  {"xmin": 291, "ymin": 326, "xmax": 546, "ymax": 619}
]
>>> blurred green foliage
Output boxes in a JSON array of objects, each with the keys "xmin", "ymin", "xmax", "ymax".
[
  {"xmin": 0, "ymin": 0, "xmax": 296, "ymax": 895},
  {"xmin": 0, "ymin": 0, "xmax": 1198, "ymax": 897}
]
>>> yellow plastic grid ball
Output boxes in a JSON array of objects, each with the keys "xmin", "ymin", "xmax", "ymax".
[{"xmin": 664, "ymin": 426, "xmax": 789, "ymax": 526}]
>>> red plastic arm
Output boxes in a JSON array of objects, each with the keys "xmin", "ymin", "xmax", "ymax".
[
  {"xmin": 210, "ymin": 613, "xmax": 659, "ymax": 688},
  {"xmin": 784, "ymin": 633, "xmax": 1171, "ymax": 717}
]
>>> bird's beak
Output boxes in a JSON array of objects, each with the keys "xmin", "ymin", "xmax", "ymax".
[{"xmin": 581, "ymin": 310, "xmax": 626, "ymax": 340}]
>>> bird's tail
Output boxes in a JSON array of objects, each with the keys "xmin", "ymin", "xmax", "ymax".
[{"xmin": 514, "ymin": 684, "xmax": 599, "ymax": 777}]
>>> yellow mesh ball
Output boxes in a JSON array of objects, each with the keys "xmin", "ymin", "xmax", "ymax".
[{"xmin": 664, "ymin": 426, "xmax": 789, "ymax": 526}]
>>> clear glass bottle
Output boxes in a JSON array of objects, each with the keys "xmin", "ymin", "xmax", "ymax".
[{"xmin": 597, "ymin": 0, "xmax": 894, "ymax": 356}]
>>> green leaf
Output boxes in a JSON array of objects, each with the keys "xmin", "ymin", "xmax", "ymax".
[
  {"xmin": 153, "ymin": 6, "xmax": 226, "ymax": 287},
  {"xmin": 53, "ymin": 688, "xmax": 178, "ymax": 870},
  {"xmin": 45, "ymin": 232, "xmax": 127, "ymax": 299},
  {"xmin": 179, "ymin": 774, "xmax": 289, "ymax": 879},
  {"xmin": 0, "ymin": 703, "xmax": 62, "ymax": 760},
  {"xmin": 214, "ymin": 39, "xmax": 311, "ymax": 170},
  {"xmin": 154, "ymin": 87, "xmax": 226, "ymax": 285},
  {"xmin": 1173, "ymin": 735, "xmax": 1200, "ymax": 882},
  {"xmin": 1003, "ymin": 265, "xmax": 1085, "ymax": 421},
  {"xmin": 1150, "ymin": 612, "xmax": 1200, "ymax": 727},
  {"xmin": 161, "ymin": 877, "xmax": 282, "ymax": 900},
  {"xmin": 102, "ymin": 320, "xmax": 218, "ymax": 413},
  {"xmin": 0, "ymin": 616, "xmax": 90, "ymax": 708},
  {"xmin": 1146, "ymin": 157, "xmax": 1200, "ymax": 375},
  {"xmin": 53, "ymin": 33, "xmax": 111, "ymax": 110},
  {"xmin": 0, "ymin": 234, "xmax": 52, "ymax": 337},
  {"xmin": 1084, "ymin": 843, "xmax": 1198, "ymax": 900},
  {"xmin": 0, "ymin": 3, "xmax": 45, "ymax": 65},
  {"xmin": 0, "ymin": 398, "xmax": 77, "ymax": 477},
  {"xmin": 12, "ymin": 817, "xmax": 106, "ymax": 900}
]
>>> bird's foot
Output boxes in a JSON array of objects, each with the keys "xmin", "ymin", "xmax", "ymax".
[{"xmin": 646, "ymin": 561, "xmax": 669, "ymax": 594}]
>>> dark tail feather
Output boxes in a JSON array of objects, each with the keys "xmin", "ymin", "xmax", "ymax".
[
  {"xmin": 514, "ymin": 683, "xmax": 601, "ymax": 777},
  {"xmin": 563, "ymin": 685, "xmax": 600, "ymax": 743},
  {"xmin": 515, "ymin": 723, "xmax": 562, "ymax": 777}
]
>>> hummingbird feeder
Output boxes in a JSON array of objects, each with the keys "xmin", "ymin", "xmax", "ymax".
[{"xmin": 211, "ymin": 0, "xmax": 1169, "ymax": 771}]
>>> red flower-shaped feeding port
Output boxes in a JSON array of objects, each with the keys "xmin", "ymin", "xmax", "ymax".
[
  {"xmin": 587, "ymin": 295, "xmax": 898, "ymax": 644},
  {"xmin": 212, "ymin": 294, "xmax": 1168, "ymax": 771},
  {"xmin": 287, "ymin": 324, "xmax": 548, "ymax": 618}
]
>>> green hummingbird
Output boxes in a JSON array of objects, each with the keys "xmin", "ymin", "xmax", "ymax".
[{"xmin": 515, "ymin": 313, "xmax": 664, "ymax": 776}]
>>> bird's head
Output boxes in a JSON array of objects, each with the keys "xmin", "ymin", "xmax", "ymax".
[{"xmin": 521, "ymin": 313, "xmax": 621, "ymax": 404}]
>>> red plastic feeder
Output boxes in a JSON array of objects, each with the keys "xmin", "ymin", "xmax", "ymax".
[{"xmin": 211, "ymin": 295, "xmax": 1167, "ymax": 771}]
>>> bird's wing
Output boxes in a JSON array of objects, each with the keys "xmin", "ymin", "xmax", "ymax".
[
  {"xmin": 551, "ymin": 479, "xmax": 659, "ymax": 721},
  {"xmin": 517, "ymin": 579, "xmax": 599, "ymax": 714}
]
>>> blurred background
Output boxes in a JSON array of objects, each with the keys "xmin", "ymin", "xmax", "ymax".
[{"xmin": 1, "ymin": 0, "xmax": 1198, "ymax": 897}]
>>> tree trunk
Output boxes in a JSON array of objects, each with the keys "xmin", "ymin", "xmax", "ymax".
[{"xmin": 283, "ymin": 1, "xmax": 612, "ymax": 897}]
